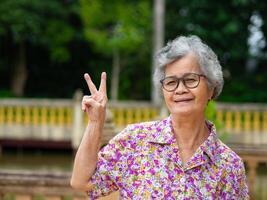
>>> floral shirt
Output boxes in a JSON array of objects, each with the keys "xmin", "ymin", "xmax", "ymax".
[{"xmin": 88, "ymin": 116, "xmax": 249, "ymax": 199}]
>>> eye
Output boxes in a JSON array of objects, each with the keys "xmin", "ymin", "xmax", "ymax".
[
  {"xmin": 163, "ymin": 77, "xmax": 177, "ymax": 86},
  {"xmin": 184, "ymin": 74, "xmax": 198, "ymax": 83},
  {"xmin": 184, "ymin": 78, "xmax": 197, "ymax": 83},
  {"xmin": 166, "ymin": 80, "xmax": 177, "ymax": 86}
]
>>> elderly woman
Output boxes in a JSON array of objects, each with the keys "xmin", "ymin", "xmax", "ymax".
[{"xmin": 71, "ymin": 35, "xmax": 249, "ymax": 199}]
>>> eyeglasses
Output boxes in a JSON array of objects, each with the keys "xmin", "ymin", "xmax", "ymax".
[{"xmin": 160, "ymin": 73, "xmax": 206, "ymax": 92}]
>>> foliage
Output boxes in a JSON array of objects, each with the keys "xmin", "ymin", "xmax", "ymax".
[
  {"xmin": 220, "ymin": 70, "xmax": 267, "ymax": 102},
  {"xmin": 165, "ymin": 0, "xmax": 267, "ymax": 102},
  {"xmin": 0, "ymin": 0, "xmax": 89, "ymax": 98},
  {"xmin": 118, "ymin": 49, "xmax": 152, "ymax": 100},
  {"xmin": 0, "ymin": 0, "xmax": 77, "ymax": 62},
  {"xmin": 205, "ymin": 101, "xmax": 222, "ymax": 129},
  {"xmin": 80, "ymin": 0, "xmax": 151, "ymax": 55},
  {"xmin": 205, "ymin": 100, "xmax": 228, "ymax": 141},
  {"xmin": 80, "ymin": 0, "xmax": 152, "ymax": 100},
  {"xmin": 0, "ymin": 89, "xmax": 15, "ymax": 98},
  {"xmin": 0, "ymin": 0, "xmax": 266, "ymax": 101}
]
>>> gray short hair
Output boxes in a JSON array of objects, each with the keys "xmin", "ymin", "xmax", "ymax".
[{"xmin": 153, "ymin": 35, "xmax": 224, "ymax": 99}]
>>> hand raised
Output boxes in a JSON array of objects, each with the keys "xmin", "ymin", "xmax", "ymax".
[{"xmin": 82, "ymin": 72, "xmax": 108, "ymax": 123}]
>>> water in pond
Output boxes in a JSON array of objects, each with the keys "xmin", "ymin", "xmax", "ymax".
[{"xmin": 0, "ymin": 149, "xmax": 73, "ymax": 172}]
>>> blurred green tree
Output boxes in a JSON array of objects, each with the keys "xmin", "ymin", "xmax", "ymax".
[
  {"xmin": 165, "ymin": 0, "xmax": 267, "ymax": 102},
  {"xmin": 80, "ymin": 0, "xmax": 151, "ymax": 100},
  {"xmin": 0, "ymin": 0, "xmax": 266, "ymax": 102},
  {"xmin": 0, "ymin": 0, "xmax": 76, "ymax": 96}
]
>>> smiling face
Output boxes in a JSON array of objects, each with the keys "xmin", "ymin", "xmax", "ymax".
[{"xmin": 162, "ymin": 53, "xmax": 213, "ymax": 117}]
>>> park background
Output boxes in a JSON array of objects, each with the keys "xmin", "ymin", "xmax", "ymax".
[{"xmin": 0, "ymin": 0, "xmax": 267, "ymax": 199}]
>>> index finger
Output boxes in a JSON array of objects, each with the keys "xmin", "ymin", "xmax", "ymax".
[
  {"xmin": 99, "ymin": 72, "xmax": 107, "ymax": 95},
  {"xmin": 84, "ymin": 73, "xmax": 98, "ymax": 94}
]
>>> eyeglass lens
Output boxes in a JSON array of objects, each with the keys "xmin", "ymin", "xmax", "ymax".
[{"xmin": 161, "ymin": 73, "xmax": 201, "ymax": 91}]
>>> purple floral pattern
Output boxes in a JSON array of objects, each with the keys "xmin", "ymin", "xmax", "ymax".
[{"xmin": 88, "ymin": 116, "xmax": 249, "ymax": 199}]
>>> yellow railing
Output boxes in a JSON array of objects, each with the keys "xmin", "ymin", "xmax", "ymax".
[
  {"xmin": 108, "ymin": 101, "xmax": 160, "ymax": 129},
  {"xmin": 0, "ymin": 99, "xmax": 72, "ymax": 126},
  {"xmin": 0, "ymin": 100, "xmax": 159, "ymax": 127},
  {"xmin": 0, "ymin": 99, "xmax": 74, "ymax": 145},
  {"xmin": 1, "ymin": 98, "xmax": 267, "ymax": 149},
  {"xmin": 216, "ymin": 103, "xmax": 267, "ymax": 134},
  {"xmin": 0, "ymin": 103, "xmax": 72, "ymax": 126},
  {"xmin": 83, "ymin": 105, "xmax": 159, "ymax": 130},
  {"xmin": 1, "ymin": 99, "xmax": 267, "ymax": 134}
]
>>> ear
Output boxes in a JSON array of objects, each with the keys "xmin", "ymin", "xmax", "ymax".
[{"xmin": 208, "ymin": 87, "xmax": 215, "ymax": 100}]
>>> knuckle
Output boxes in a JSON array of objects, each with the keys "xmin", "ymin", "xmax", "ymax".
[
  {"xmin": 82, "ymin": 96, "xmax": 88, "ymax": 102},
  {"xmin": 82, "ymin": 99, "xmax": 88, "ymax": 103}
]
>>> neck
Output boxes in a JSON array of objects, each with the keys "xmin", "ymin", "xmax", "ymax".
[{"xmin": 171, "ymin": 114, "xmax": 209, "ymax": 151}]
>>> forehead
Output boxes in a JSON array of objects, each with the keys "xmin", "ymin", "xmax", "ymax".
[{"xmin": 165, "ymin": 53, "xmax": 201, "ymax": 76}]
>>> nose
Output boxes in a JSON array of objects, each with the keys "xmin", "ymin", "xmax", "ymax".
[{"xmin": 174, "ymin": 80, "xmax": 188, "ymax": 94}]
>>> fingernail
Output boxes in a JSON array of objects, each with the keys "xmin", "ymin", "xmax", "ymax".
[
  {"xmin": 102, "ymin": 72, "xmax": 106, "ymax": 79},
  {"xmin": 84, "ymin": 73, "xmax": 89, "ymax": 79}
]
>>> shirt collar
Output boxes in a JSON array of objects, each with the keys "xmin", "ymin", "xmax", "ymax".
[
  {"xmin": 199, "ymin": 120, "xmax": 219, "ymax": 163},
  {"xmin": 148, "ymin": 116, "xmax": 219, "ymax": 163}
]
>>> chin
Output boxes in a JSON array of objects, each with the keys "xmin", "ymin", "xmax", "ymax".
[
  {"xmin": 169, "ymin": 108, "xmax": 194, "ymax": 116},
  {"xmin": 168, "ymin": 102, "xmax": 193, "ymax": 113}
]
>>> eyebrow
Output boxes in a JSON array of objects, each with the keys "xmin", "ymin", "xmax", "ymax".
[{"xmin": 164, "ymin": 72, "xmax": 201, "ymax": 78}]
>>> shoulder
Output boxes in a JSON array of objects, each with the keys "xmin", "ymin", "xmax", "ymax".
[
  {"xmin": 215, "ymin": 140, "xmax": 245, "ymax": 175},
  {"xmin": 112, "ymin": 119, "xmax": 161, "ymax": 140},
  {"xmin": 214, "ymin": 140, "xmax": 249, "ymax": 197},
  {"xmin": 98, "ymin": 120, "xmax": 163, "ymax": 160},
  {"xmin": 206, "ymin": 120, "xmax": 244, "ymax": 170},
  {"xmin": 107, "ymin": 119, "xmax": 163, "ymax": 148}
]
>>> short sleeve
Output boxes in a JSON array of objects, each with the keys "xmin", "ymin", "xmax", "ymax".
[
  {"xmin": 87, "ymin": 126, "xmax": 131, "ymax": 199},
  {"xmin": 235, "ymin": 161, "xmax": 249, "ymax": 199},
  {"xmin": 218, "ymin": 160, "xmax": 249, "ymax": 199}
]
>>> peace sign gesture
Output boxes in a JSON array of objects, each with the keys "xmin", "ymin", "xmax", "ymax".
[{"xmin": 82, "ymin": 72, "xmax": 108, "ymax": 124}]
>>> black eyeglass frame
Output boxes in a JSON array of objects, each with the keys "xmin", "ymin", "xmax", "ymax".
[{"xmin": 160, "ymin": 73, "xmax": 206, "ymax": 92}]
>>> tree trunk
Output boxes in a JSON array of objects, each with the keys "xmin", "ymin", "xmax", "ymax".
[
  {"xmin": 10, "ymin": 42, "xmax": 28, "ymax": 97},
  {"xmin": 111, "ymin": 49, "xmax": 120, "ymax": 101},
  {"xmin": 151, "ymin": 0, "xmax": 165, "ymax": 105}
]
